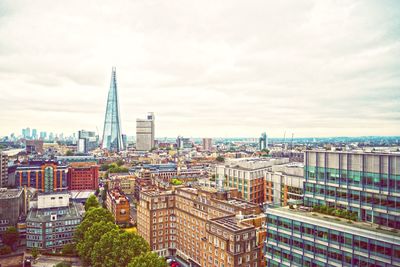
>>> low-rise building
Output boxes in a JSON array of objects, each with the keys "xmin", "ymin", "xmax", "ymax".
[
  {"xmin": 106, "ymin": 189, "xmax": 130, "ymax": 225},
  {"xmin": 109, "ymin": 174, "xmax": 136, "ymax": 195},
  {"xmin": 26, "ymin": 192, "xmax": 83, "ymax": 251}
]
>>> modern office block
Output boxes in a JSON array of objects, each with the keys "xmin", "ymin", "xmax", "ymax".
[
  {"xmin": 304, "ymin": 150, "xmax": 400, "ymax": 228},
  {"xmin": 136, "ymin": 112, "xmax": 155, "ymax": 151},
  {"xmin": 264, "ymin": 207, "xmax": 400, "ymax": 267},
  {"xmin": 26, "ymin": 193, "xmax": 83, "ymax": 251}
]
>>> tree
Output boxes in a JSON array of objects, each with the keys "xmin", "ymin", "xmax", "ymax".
[
  {"xmin": 75, "ymin": 208, "xmax": 114, "ymax": 242},
  {"xmin": 61, "ymin": 243, "xmax": 76, "ymax": 256},
  {"xmin": 216, "ymin": 156, "xmax": 225, "ymax": 162},
  {"xmin": 65, "ymin": 150, "xmax": 74, "ymax": 156},
  {"xmin": 128, "ymin": 252, "xmax": 167, "ymax": 267},
  {"xmin": 31, "ymin": 247, "xmax": 39, "ymax": 260},
  {"xmin": 85, "ymin": 195, "xmax": 99, "ymax": 211},
  {"xmin": 76, "ymin": 221, "xmax": 118, "ymax": 266},
  {"xmin": 0, "ymin": 245, "xmax": 12, "ymax": 255},
  {"xmin": 54, "ymin": 262, "xmax": 72, "ymax": 267},
  {"xmin": 91, "ymin": 230, "xmax": 150, "ymax": 267},
  {"xmin": 116, "ymin": 159, "xmax": 124, "ymax": 166},
  {"xmin": 2, "ymin": 226, "xmax": 18, "ymax": 248}
]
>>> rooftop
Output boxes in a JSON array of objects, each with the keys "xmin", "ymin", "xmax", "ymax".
[
  {"xmin": 0, "ymin": 188, "xmax": 23, "ymax": 199},
  {"xmin": 266, "ymin": 207, "xmax": 400, "ymax": 244},
  {"xmin": 27, "ymin": 202, "xmax": 84, "ymax": 223},
  {"xmin": 210, "ymin": 215, "xmax": 253, "ymax": 232}
]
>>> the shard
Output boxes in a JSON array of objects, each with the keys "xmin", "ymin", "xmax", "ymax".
[{"xmin": 101, "ymin": 67, "xmax": 124, "ymax": 152}]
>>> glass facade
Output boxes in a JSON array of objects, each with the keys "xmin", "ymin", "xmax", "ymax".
[
  {"xmin": 304, "ymin": 151, "xmax": 400, "ymax": 228},
  {"xmin": 264, "ymin": 212, "xmax": 400, "ymax": 267}
]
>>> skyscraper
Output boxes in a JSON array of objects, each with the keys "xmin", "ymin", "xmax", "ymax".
[
  {"xmin": 136, "ymin": 112, "xmax": 155, "ymax": 151},
  {"xmin": 102, "ymin": 67, "xmax": 124, "ymax": 152}
]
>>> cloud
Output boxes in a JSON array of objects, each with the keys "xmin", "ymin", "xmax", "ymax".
[{"xmin": 0, "ymin": 0, "xmax": 399, "ymax": 138}]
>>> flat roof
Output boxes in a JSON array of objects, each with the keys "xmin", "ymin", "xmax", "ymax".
[
  {"xmin": 27, "ymin": 202, "xmax": 84, "ymax": 223},
  {"xmin": 266, "ymin": 207, "xmax": 400, "ymax": 244},
  {"xmin": 0, "ymin": 188, "xmax": 23, "ymax": 199},
  {"xmin": 210, "ymin": 216, "xmax": 253, "ymax": 232}
]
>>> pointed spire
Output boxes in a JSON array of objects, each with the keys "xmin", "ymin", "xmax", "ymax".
[{"xmin": 102, "ymin": 67, "xmax": 124, "ymax": 152}]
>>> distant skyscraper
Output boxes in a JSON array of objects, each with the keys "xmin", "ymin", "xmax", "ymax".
[
  {"xmin": 202, "ymin": 138, "xmax": 212, "ymax": 151},
  {"xmin": 32, "ymin": 129, "xmax": 37, "ymax": 139},
  {"xmin": 102, "ymin": 67, "xmax": 124, "ymax": 152},
  {"xmin": 136, "ymin": 112, "xmax": 155, "ymax": 151},
  {"xmin": 259, "ymin": 132, "xmax": 268, "ymax": 150},
  {"xmin": 39, "ymin": 131, "xmax": 47, "ymax": 140}
]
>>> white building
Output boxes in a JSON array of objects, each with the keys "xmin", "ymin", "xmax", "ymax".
[{"xmin": 136, "ymin": 112, "xmax": 155, "ymax": 151}]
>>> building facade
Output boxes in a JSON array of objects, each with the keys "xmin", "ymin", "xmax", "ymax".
[
  {"xmin": 15, "ymin": 161, "xmax": 68, "ymax": 192},
  {"xmin": 137, "ymin": 187, "xmax": 263, "ymax": 267},
  {"xmin": 0, "ymin": 188, "xmax": 25, "ymax": 234},
  {"xmin": 67, "ymin": 162, "xmax": 99, "ymax": 191},
  {"xmin": 264, "ymin": 207, "xmax": 400, "ymax": 267},
  {"xmin": 216, "ymin": 158, "xmax": 289, "ymax": 204},
  {"xmin": 202, "ymin": 138, "xmax": 213, "ymax": 151},
  {"xmin": 0, "ymin": 152, "xmax": 8, "ymax": 187},
  {"xmin": 26, "ymin": 193, "xmax": 83, "ymax": 251},
  {"xmin": 136, "ymin": 112, "xmax": 155, "ymax": 151},
  {"xmin": 106, "ymin": 189, "xmax": 130, "ymax": 225},
  {"xmin": 304, "ymin": 150, "xmax": 400, "ymax": 228}
]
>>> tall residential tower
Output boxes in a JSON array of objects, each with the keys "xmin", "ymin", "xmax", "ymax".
[{"xmin": 102, "ymin": 67, "xmax": 124, "ymax": 152}]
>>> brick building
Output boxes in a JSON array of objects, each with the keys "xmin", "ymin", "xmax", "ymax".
[
  {"xmin": 106, "ymin": 189, "xmax": 130, "ymax": 225},
  {"xmin": 137, "ymin": 186, "xmax": 263, "ymax": 267},
  {"xmin": 67, "ymin": 162, "xmax": 99, "ymax": 191}
]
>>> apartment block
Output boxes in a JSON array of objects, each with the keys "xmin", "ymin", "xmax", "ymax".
[
  {"xmin": 137, "ymin": 186, "xmax": 263, "ymax": 267},
  {"xmin": 0, "ymin": 152, "xmax": 8, "ymax": 188},
  {"xmin": 304, "ymin": 150, "xmax": 400, "ymax": 228},
  {"xmin": 216, "ymin": 158, "xmax": 289, "ymax": 204},
  {"xmin": 265, "ymin": 162, "xmax": 304, "ymax": 206},
  {"xmin": 109, "ymin": 174, "xmax": 136, "ymax": 194},
  {"xmin": 106, "ymin": 189, "xmax": 130, "ymax": 225}
]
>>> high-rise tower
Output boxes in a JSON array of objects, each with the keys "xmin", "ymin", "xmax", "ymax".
[{"xmin": 102, "ymin": 67, "xmax": 124, "ymax": 152}]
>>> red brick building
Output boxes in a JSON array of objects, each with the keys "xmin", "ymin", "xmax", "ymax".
[{"xmin": 67, "ymin": 162, "xmax": 99, "ymax": 191}]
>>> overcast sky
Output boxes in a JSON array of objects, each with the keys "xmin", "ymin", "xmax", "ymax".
[{"xmin": 0, "ymin": 0, "xmax": 399, "ymax": 138}]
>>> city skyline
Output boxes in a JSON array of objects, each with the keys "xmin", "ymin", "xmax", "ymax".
[{"xmin": 0, "ymin": 1, "xmax": 399, "ymax": 138}]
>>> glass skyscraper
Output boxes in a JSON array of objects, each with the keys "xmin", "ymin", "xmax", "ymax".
[{"xmin": 102, "ymin": 67, "xmax": 124, "ymax": 152}]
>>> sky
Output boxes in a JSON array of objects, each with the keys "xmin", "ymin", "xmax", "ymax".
[{"xmin": 0, "ymin": 0, "xmax": 399, "ymax": 138}]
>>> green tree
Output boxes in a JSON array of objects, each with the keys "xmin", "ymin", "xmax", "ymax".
[
  {"xmin": 85, "ymin": 195, "xmax": 99, "ymax": 211},
  {"xmin": 91, "ymin": 230, "xmax": 150, "ymax": 267},
  {"xmin": 216, "ymin": 156, "xmax": 225, "ymax": 162},
  {"xmin": 31, "ymin": 247, "xmax": 39, "ymax": 260},
  {"xmin": 54, "ymin": 262, "xmax": 72, "ymax": 267},
  {"xmin": 77, "ymin": 221, "xmax": 118, "ymax": 266},
  {"xmin": 61, "ymin": 243, "xmax": 76, "ymax": 256},
  {"xmin": 65, "ymin": 150, "xmax": 74, "ymax": 156},
  {"xmin": 75, "ymin": 208, "xmax": 114, "ymax": 242},
  {"xmin": 0, "ymin": 245, "xmax": 12, "ymax": 255},
  {"xmin": 2, "ymin": 226, "xmax": 18, "ymax": 248},
  {"xmin": 128, "ymin": 252, "xmax": 167, "ymax": 267},
  {"xmin": 116, "ymin": 159, "xmax": 124, "ymax": 166}
]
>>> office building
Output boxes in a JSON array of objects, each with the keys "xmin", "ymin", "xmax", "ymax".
[
  {"xmin": 39, "ymin": 131, "xmax": 47, "ymax": 140},
  {"xmin": 31, "ymin": 129, "xmax": 37, "ymax": 140},
  {"xmin": 176, "ymin": 136, "xmax": 192, "ymax": 149},
  {"xmin": 0, "ymin": 188, "xmax": 25, "ymax": 234},
  {"xmin": 136, "ymin": 112, "xmax": 155, "ymax": 151},
  {"xmin": 26, "ymin": 193, "xmax": 83, "ymax": 251},
  {"xmin": 0, "ymin": 152, "xmax": 8, "ymax": 187},
  {"xmin": 101, "ymin": 67, "xmax": 124, "ymax": 152},
  {"xmin": 77, "ymin": 130, "xmax": 98, "ymax": 153},
  {"xmin": 259, "ymin": 133, "xmax": 268, "ymax": 151},
  {"xmin": 14, "ymin": 160, "xmax": 68, "ymax": 192},
  {"xmin": 216, "ymin": 158, "xmax": 289, "ymax": 204},
  {"xmin": 137, "ymin": 187, "xmax": 262, "ymax": 266},
  {"xmin": 264, "ymin": 207, "xmax": 400, "ymax": 266},
  {"xmin": 67, "ymin": 162, "xmax": 99, "ymax": 191},
  {"xmin": 202, "ymin": 138, "xmax": 213, "ymax": 151},
  {"xmin": 304, "ymin": 150, "xmax": 400, "ymax": 227},
  {"xmin": 265, "ymin": 162, "xmax": 304, "ymax": 206},
  {"xmin": 25, "ymin": 140, "xmax": 44, "ymax": 154},
  {"xmin": 106, "ymin": 189, "xmax": 130, "ymax": 225}
]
